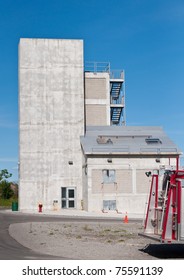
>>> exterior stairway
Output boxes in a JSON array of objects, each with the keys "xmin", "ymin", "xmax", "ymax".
[
  {"xmin": 110, "ymin": 82, "xmax": 122, "ymax": 101},
  {"xmin": 110, "ymin": 80, "xmax": 124, "ymax": 125},
  {"xmin": 111, "ymin": 107, "xmax": 122, "ymax": 124}
]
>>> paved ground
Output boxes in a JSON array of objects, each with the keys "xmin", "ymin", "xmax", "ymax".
[
  {"xmin": 0, "ymin": 210, "xmax": 68, "ymax": 259},
  {"xmin": 0, "ymin": 209, "xmax": 142, "ymax": 260},
  {"xmin": 2, "ymin": 209, "xmax": 184, "ymax": 260},
  {"xmin": 9, "ymin": 220, "xmax": 154, "ymax": 260}
]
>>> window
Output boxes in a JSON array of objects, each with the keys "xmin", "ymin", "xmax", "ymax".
[
  {"xmin": 103, "ymin": 200, "xmax": 116, "ymax": 210},
  {"xmin": 102, "ymin": 169, "xmax": 116, "ymax": 183},
  {"xmin": 145, "ymin": 138, "xmax": 162, "ymax": 144}
]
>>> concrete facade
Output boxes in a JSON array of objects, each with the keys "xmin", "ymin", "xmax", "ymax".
[
  {"xmin": 18, "ymin": 38, "xmax": 182, "ymax": 216},
  {"xmin": 19, "ymin": 39, "xmax": 84, "ymax": 210},
  {"xmin": 81, "ymin": 126, "xmax": 181, "ymax": 217},
  {"xmin": 82, "ymin": 156, "xmax": 177, "ymax": 217}
]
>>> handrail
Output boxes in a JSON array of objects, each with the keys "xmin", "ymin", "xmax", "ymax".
[
  {"xmin": 85, "ymin": 61, "xmax": 124, "ymax": 79},
  {"xmin": 85, "ymin": 61, "xmax": 110, "ymax": 73}
]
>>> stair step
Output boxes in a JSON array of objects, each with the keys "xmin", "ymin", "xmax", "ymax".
[{"xmin": 110, "ymin": 82, "xmax": 122, "ymax": 98}]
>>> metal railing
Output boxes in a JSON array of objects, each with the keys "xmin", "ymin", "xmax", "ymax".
[
  {"xmin": 110, "ymin": 70, "xmax": 124, "ymax": 80},
  {"xmin": 85, "ymin": 61, "xmax": 110, "ymax": 73},
  {"xmin": 85, "ymin": 61, "xmax": 124, "ymax": 79},
  {"xmin": 110, "ymin": 95, "xmax": 125, "ymax": 105},
  {"xmin": 140, "ymin": 147, "xmax": 179, "ymax": 153},
  {"xmin": 91, "ymin": 146, "xmax": 130, "ymax": 153}
]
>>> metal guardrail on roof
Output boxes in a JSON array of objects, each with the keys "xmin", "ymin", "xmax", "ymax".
[
  {"xmin": 85, "ymin": 61, "xmax": 110, "ymax": 73},
  {"xmin": 110, "ymin": 70, "xmax": 124, "ymax": 79},
  {"xmin": 85, "ymin": 61, "xmax": 124, "ymax": 79},
  {"xmin": 91, "ymin": 146, "xmax": 130, "ymax": 153},
  {"xmin": 140, "ymin": 147, "xmax": 179, "ymax": 153},
  {"xmin": 90, "ymin": 146, "xmax": 179, "ymax": 154}
]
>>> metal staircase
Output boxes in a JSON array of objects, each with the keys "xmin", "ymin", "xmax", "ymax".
[
  {"xmin": 111, "ymin": 107, "xmax": 122, "ymax": 124},
  {"xmin": 110, "ymin": 82, "xmax": 122, "ymax": 101},
  {"xmin": 110, "ymin": 75, "xmax": 125, "ymax": 125}
]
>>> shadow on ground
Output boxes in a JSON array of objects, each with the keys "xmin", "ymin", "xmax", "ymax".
[{"xmin": 140, "ymin": 243, "xmax": 184, "ymax": 259}]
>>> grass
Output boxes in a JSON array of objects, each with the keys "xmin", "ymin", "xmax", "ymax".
[
  {"xmin": 103, "ymin": 229, "xmax": 111, "ymax": 232},
  {"xmin": 113, "ymin": 229, "xmax": 127, "ymax": 233},
  {"xmin": 0, "ymin": 197, "xmax": 18, "ymax": 208},
  {"xmin": 83, "ymin": 225, "xmax": 93, "ymax": 231},
  {"xmin": 76, "ymin": 235, "xmax": 82, "ymax": 239},
  {"xmin": 63, "ymin": 224, "xmax": 71, "ymax": 228}
]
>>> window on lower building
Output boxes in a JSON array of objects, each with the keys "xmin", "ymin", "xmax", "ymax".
[{"xmin": 102, "ymin": 169, "xmax": 116, "ymax": 183}]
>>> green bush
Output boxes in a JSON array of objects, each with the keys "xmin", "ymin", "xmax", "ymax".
[
  {"xmin": 0, "ymin": 180, "xmax": 14, "ymax": 199},
  {"xmin": 0, "ymin": 197, "xmax": 16, "ymax": 207}
]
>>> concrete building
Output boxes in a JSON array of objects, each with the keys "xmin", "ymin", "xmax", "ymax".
[
  {"xmin": 18, "ymin": 38, "xmax": 182, "ymax": 216},
  {"xmin": 81, "ymin": 126, "xmax": 180, "ymax": 217},
  {"xmin": 85, "ymin": 62, "xmax": 125, "ymax": 126},
  {"xmin": 19, "ymin": 39, "xmax": 84, "ymax": 210}
]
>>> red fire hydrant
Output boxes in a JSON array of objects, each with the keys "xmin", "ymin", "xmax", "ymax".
[{"xmin": 38, "ymin": 203, "xmax": 43, "ymax": 213}]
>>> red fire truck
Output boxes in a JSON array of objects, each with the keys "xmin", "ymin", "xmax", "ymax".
[{"xmin": 140, "ymin": 168, "xmax": 184, "ymax": 243}]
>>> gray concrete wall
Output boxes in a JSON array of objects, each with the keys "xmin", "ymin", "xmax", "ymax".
[{"xmin": 19, "ymin": 39, "xmax": 84, "ymax": 210}]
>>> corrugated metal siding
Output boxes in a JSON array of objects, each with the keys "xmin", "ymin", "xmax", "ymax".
[
  {"xmin": 136, "ymin": 169, "xmax": 152, "ymax": 193},
  {"xmin": 86, "ymin": 105, "xmax": 107, "ymax": 125},
  {"xmin": 85, "ymin": 78, "xmax": 106, "ymax": 99}
]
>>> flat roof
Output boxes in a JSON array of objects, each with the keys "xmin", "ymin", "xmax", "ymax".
[{"xmin": 80, "ymin": 126, "xmax": 182, "ymax": 156}]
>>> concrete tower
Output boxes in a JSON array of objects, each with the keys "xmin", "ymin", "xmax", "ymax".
[{"xmin": 19, "ymin": 39, "xmax": 84, "ymax": 210}]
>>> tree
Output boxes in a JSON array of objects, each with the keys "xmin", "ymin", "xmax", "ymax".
[
  {"xmin": 0, "ymin": 180, "xmax": 14, "ymax": 199},
  {"xmin": 0, "ymin": 169, "xmax": 13, "ymax": 199},
  {"xmin": 0, "ymin": 169, "xmax": 12, "ymax": 182}
]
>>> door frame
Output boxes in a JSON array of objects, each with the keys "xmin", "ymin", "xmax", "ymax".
[{"xmin": 61, "ymin": 187, "xmax": 76, "ymax": 209}]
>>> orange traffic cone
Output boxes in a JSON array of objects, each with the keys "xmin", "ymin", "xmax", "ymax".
[{"xmin": 124, "ymin": 212, "xmax": 128, "ymax": 223}]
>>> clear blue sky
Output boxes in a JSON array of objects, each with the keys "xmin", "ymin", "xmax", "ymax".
[{"xmin": 0, "ymin": 0, "xmax": 184, "ymax": 181}]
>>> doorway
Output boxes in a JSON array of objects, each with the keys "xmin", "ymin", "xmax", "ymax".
[{"xmin": 61, "ymin": 187, "xmax": 76, "ymax": 208}]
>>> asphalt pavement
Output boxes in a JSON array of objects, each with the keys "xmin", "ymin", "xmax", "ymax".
[
  {"xmin": 2, "ymin": 210, "xmax": 184, "ymax": 260},
  {"xmin": 0, "ymin": 209, "xmax": 125, "ymax": 260},
  {"xmin": 0, "ymin": 211, "xmax": 69, "ymax": 259}
]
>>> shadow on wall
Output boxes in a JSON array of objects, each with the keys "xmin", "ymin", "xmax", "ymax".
[{"xmin": 140, "ymin": 243, "xmax": 184, "ymax": 259}]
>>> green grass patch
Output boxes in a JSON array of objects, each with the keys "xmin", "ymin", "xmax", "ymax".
[{"xmin": 0, "ymin": 197, "xmax": 18, "ymax": 208}]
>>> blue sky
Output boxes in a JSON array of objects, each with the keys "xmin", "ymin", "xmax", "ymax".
[{"xmin": 0, "ymin": 0, "xmax": 184, "ymax": 181}]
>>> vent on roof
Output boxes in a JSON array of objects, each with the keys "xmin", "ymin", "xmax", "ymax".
[
  {"xmin": 145, "ymin": 138, "xmax": 162, "ymax": 144},
  {"xmin": 96, "ymin": 136, "xmax": 113, "ymax": 144},
  {"xmin": 106, "ymin": 138, "xmax": 113, "ymax": 144},
  {"xmin": 97, "ymin": 136, "xmax": 107, "ymax": 144}
]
